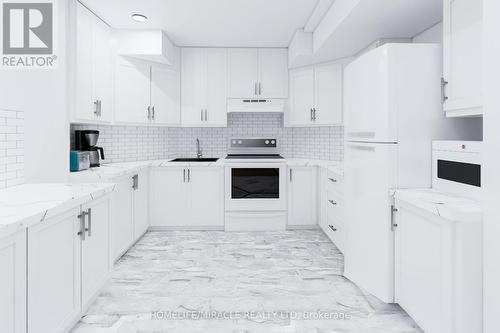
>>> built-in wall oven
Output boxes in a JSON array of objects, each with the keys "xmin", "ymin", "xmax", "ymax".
[
  {"xmin": 432, "ymin": 141, "xmax": 482, "ymax": 200},
  {"xmin": 224, "ymin": 138, "xmax": 287, "ymax": 231}
]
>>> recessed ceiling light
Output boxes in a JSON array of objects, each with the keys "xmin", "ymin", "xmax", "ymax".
[{"xmin": 131, "ymin": 14, "xmax": 148, "ymax": 23}]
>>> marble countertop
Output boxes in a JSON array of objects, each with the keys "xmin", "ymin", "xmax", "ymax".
[
  {"xmin": 0, "ymin": 183, "xmax": 115, "ymax": 239},
  {"xmin": 70, "ymin": 158, "xmax": 343, "ymax": 180},
  {"xmin": 394, "ymin": 188, "xmax": 482, "ymax": 223}
]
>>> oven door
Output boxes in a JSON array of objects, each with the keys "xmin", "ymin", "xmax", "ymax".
[{"xmin": 225, "ymin": 163, "xmax": 286, "ymax": 211}]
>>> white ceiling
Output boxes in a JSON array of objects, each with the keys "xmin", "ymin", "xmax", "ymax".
[{"xmin": 80, "ymin": 0, "xmax": 321, "ymax": 47}]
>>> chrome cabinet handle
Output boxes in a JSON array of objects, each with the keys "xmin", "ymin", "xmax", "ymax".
[
  {"xmin": 98, "ymin": 100, "xmax": 102, "ymax": 117},
  {"xmin": 204, "ymin": 109, "xmax": 208, "ymax": 121},
  {"xmin": 187, "ymin": 169, "xmax": 191, "ymax": 182},
  {"xmin": 132, "ymin": 174, "xmax": 138, "ymax": 190},
  {"xmin": 328, "ymin": 178, "xmax": 337, "ymax": 183},
  {"xmin": 310, "ymin": 108, "xmax": 313, "ymax": 121},
  {"xmin": 201, "ymin": 109, "xmax": 203, "ymax": 121},
  {"xmin": 86, "ymin": 208, "xmax": 92, "ymax": 237},
  {"xmin": 77, "ymin": 210, "xmax": 88, "ymax": 240},
  {"xmin": 254, "ymin": 82, "xmax": 258, "ymax": 95},
  {"xmin": 147, "ymin": 106, "xmax": 151, "ymax": 120},
  {"xmin": 329, "ymin": 225, "xmax": 337, "ymax": 232},
  {"xmin": 313, "ymin": 108, "xmax": 317, "ymax": 121},
  {"xmin": 152, "ymin": 106, "xmax": 155, "ymax": 120},
  {"xmin": 391, "ymin": 206, "xmax": 398, "ymax": 232},
  {"xmin": 328, "ymin": 200, "xmax": 337, "ymax": 205},
  {"xmin": 183, "ymin": 169, "xmax": 186, "ymax": 182},
  {"xmin": 258, "ymin": 82, "xmax": 261, "ymax": 95},
  {"xmin": 441, "ymin": 78, "xmax": 449, "ymax": 105},
  {"xmin": 94, "ymin": 100, "xmax": 99, "ymax": 116},
  {"xmin": 289, "ymin": 169, "xmax": 293, "ymax": 182}
]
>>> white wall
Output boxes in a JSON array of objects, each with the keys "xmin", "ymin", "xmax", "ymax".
[
  {"xmin": 483, "ymin": 0, "xmax": 500, "ymax": 332},
  {"xmin": 0, "ymin": 0, "xmax": 69, "ymax": 183},
  {"xmin": 412, "ymin": 22, "xmax": 443, "ymax": 44}
]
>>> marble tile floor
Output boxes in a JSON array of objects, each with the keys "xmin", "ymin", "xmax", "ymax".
[{"xmin": 71, "ymin": 230, "xmax": 421, "ymax": 333}]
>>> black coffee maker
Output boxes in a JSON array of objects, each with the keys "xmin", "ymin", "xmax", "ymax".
[{"xmin": 74, "ymin": 130, "xmax": 105, "ymax": 167}]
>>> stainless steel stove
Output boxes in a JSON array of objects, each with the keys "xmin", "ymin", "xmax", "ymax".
[{"xmin": 224, "ymin": 138, "xmax": 287, "ymax": 231}]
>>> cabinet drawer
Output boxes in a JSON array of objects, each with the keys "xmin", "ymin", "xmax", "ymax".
[
  {"xmin": 325, "ymin": 192, "xmax": 345, "ymax": 252},
  {"xmin": 325, "ymin": 170, "xmax": 343, "ymax": 195}
]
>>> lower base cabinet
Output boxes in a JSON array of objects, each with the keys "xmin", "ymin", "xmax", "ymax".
[
  {"xmin": 28, "ymin": 195, "xmax": 111, "ymax": 333},
  {"xmin": 111, "ymin": 170, "xmax": 150, "ymax": 262},
  {"xmin": 150, "ymin": 166, "xmax": 224, "ymax": 228},
  {"xmin": 287, "ymin": 166, "xmax": 317, "ymax": 227},
  {"xmin": 0, "ymin": 231, "xmax": 26, "ymax": 333},
  {"xmin": 394, "ymin": 200, "xmax": 482, "ymax": 333}
]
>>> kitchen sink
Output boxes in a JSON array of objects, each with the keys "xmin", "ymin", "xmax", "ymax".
[{"xmin": 169, "ymin": 158, "xmax": 219, "ymax": 162}]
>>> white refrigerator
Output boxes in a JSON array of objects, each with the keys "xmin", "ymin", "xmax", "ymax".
[{"xmin": 343, "ymin": 43, "xmax": 471, "ymax": 303}]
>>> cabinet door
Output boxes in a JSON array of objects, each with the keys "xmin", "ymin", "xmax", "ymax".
[
  {"xmin": 314, "ymin": 63, "xmax": 343, "ymax": 125},
  {"xmin": 287, "ymin": 167, "xmax": 317, "ymax": 226},
  {"xmin": 288, "ymin": 67, "xmax": 314, "ymax": 126},
  {"xmin": 181, "ymin": 48, "xmax": 205, "ymax": 125},
  {"xmin": 111, "ymin": 175, "xmax": 134, "ymax": 261},
  {"xmin": 189, "ymin": 167, "xmax": 224, "ymax": 227},
  {"xmin": 443, "ymin": 0, "xmax": 482, "ymax": 115},
  {"xmin": 149, "ymin": 167, "xmax": 188, "ymax": 227},
  {"xmin": 0, "ymin": 231, "xmax": 26, "ymax": 333},
  {"xmin": 92, "ymin": 16, "xmax": 113, "ymax": 122},
  {"xmin": 228, "ymin": 48, "xmax": 259, "ymax": 98},
  {"xmin": 151, "ymin": 66, "xmax": 181, "ymax": 125},
  {"xmin": 81, "ymin": 196, "xmax": 111, "ymax": 309},
  {"xmin": 28, "ymin": 208, "xmax": 81, "ymax": 333},
  {"xmin": 114, "ymin": 59, "xmax": 151, "ymax": 124},
  {"xmin": 133, "ymin": 169, "xmax": 150, "ymax": 238},
  {"xmin": 258, "ymin": 48, "xmax": 288, "ymax": 98},
  {"xmin": 205, "ymin": 48, "xmax": 228, "ymax": 126},
  {"xmin": 75, "ymin": 2, "xmax": 94, "ymax": 122}
]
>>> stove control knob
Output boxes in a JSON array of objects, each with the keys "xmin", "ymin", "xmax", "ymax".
[
  {"xmin": 232, "ymin": 140, "xmax": 236, "ymax": 145},
  {"xmin": 265, "ymin": 140, "xmax": 269, "ymax": 145},
  {"xmin": 238, "ymin": 140, "xmax": 242, "ymax": 144},
  {"xmin": 271, "ymin": 140, "xmax": 275, "ymax": 145}
]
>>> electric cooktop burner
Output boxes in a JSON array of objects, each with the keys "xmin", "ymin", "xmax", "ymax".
[{"xmin": 225, "ymin": 154, "xmax": 284, "ymax": 160}]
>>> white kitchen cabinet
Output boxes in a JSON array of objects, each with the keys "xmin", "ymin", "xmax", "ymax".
[
  {"xmin": 394, "ymin": 200, "xmax": 482, "ymax": 333},
  {"xmin": 181, "ymin": 48, "xmax": 227, "ymax": 127},
  {"xmin": 0, "ymin": 231, "xmax": 26, "ymax": 333},
  {"xmin": 288, "ymin": 62, "xmax": 342, "ymax": 126},
  {"xmin": 114, "ymin": 59, "xmax": 151, "ymax": 124},
  {"xmin": 28, "ymin": 208, "xmax": 82, "ymax": 333},
  {"xmin": 111, "ymin": 174, "xmax": 134, "ymax": 260},
  {"xmin": 287, "ymin": 166, "xmax": 317, "ymax": 226},
  {"xmin": 133, "ymin": 170, "xmax": 150, "ymax": 238},
  {"xmin": 318, "ymin": 168, "xmax": 346, "ymax": 253},
  {"xmin": 443, "ymin": 0, "xmax": 482, "ymax": 117},
  {"xmin": 115, "ymin": 58, "xmax": 181, "ymax": 125},
  {"xmin": 81, "ymin": 196, "xmax": 111, "ymax": 310},
  {"xmin": 151, "ymin": 65, "xmax": 181, "ymax": 125},
  {"xmin": 150, "ymin": 166, "xmax": 224, "ymax": 229},
  {"xmin": 75, "ymin": 2, "xmax": 112, "ymax": 123},
  {"xmin": 189, "ymin": 166, "xmax": 224, "ymax": 227},
  {"xmin": 228, "ymin": 48, "xmax": 288, "ymax": 98},
  {"xmin": 150, "ymin": 167, "xmax": 188, "ymax": 227}
]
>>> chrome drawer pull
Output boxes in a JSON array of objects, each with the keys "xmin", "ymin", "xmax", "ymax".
[
  {"xmin": 328, "ymin": 178, "xmax": 337, "ymax": 183},
  {"xmin": 328, "ymin": 200, "xmax": 337, "ymax": 205},
  {"xmin": 329, "ymin": 225, "xmax": 337, "ymax": 232}
]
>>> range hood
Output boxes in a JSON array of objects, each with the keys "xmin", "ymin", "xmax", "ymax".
[{"xmin": 227, "ymin": 99, "xmax": 286, "ymax": 113}]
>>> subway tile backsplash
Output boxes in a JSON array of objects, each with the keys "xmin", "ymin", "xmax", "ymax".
[
  {"xmin": 71, "ymin": 113, "xmax": 343, "ymax": 164},
  {"xmin": 0, "ymin": 109, "xmax": 24, "ymax": 189}
]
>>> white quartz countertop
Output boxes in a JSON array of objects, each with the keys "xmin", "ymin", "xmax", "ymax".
[
  {"xmin": 394, "ymin": 188, "xmax": 482, "ymax": 223},
  {"xmin": 70, "ymin": 158, "xmax": 343, "ymax": 180},
  {"xmin": 0, "ymin": 183, "xmax": 115, "ymax": 238}
]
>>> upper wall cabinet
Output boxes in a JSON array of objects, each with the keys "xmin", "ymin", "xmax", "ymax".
[
  {"xmin": 181, "ymin": 48, "xmax": 228, "ymax": 127},
  {"xmin": 442, "ymin": 0, "xmax": 483, "ymax": 117},
  {"xmin": 115, "ymin": 57, "xmax": 181, "ymax": 126},
  {"xmin": 228, "ymin": 48, "xmax": 288, "ymax": 99},
  {"xmin": 287, "ymin": 62, "xmax": 342, "ymax": 126},
  {"xmin": 75, "ymin": 3, "xmax": 113, "ymax": 123}
]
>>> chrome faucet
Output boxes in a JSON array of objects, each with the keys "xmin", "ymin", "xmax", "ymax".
[{"xmin": 196, "ymin": 138, "xmax": 203, "ymax": 159}]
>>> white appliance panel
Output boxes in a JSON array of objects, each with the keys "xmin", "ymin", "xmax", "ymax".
[{"xmin": 344, "ymin": 141, "xmax": 397, "ymax": 303}]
